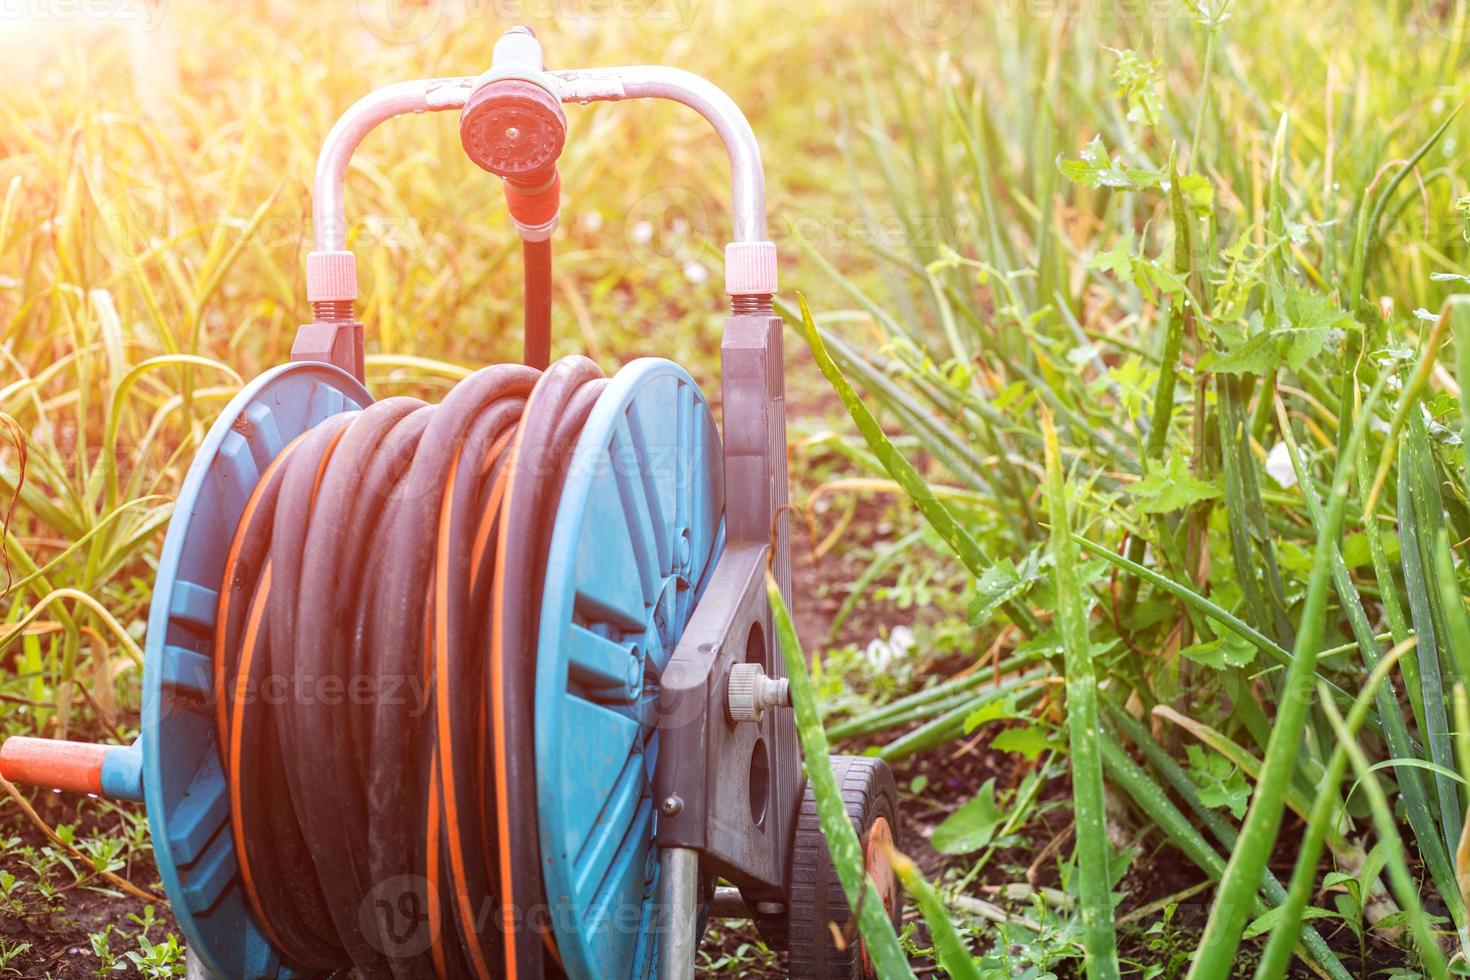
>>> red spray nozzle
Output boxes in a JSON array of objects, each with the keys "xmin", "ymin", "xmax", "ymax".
[
  {"xmin": 458, "ymin": 76, "xmax": 566, "ymax": 187},
  {"xmin": 460, "ymin": 27, "xmax": 566, "ymax": 240}
]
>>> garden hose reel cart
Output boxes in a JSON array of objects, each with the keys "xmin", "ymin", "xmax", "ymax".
[{"xmin": 0, "ymin": 28, "xmax": 901, "ymax": 979}]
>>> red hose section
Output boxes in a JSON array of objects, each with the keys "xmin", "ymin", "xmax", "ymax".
[{"xmin": 504, "ymin": 171, "xmax": 561, "ymax": 228}]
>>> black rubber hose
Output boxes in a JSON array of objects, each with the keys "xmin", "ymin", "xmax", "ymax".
[
  {"xmin": 289, "ymin": 397, "xmax": 432, "ymax": 975},
  {"xmin": 522, "ymin": 238, "xmax": 553, "ymax": 370},
  {"xmin": 492, "ymin": 355, "xmax": 605, "ymax": 975},
  {"xmin": 220, "ymin": 412, "xmax": 355, "ymax": 972},
  {"xmin": 216, "ymin": 359, "xmax": 602, "ymax": 979},
  {"xmin": 364, "ymin": 366, "xmax": 535, "ymax": 980}
]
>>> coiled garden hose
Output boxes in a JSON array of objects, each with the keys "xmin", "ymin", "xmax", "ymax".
[{"xmin": 215, "ymin": 356, "xmax": 607, "ymax": 979}]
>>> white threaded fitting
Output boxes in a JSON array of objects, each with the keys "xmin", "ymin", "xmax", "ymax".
[
  {"xmin": 724, "ymin": 240, "xmax": 778, "ymax": 297},
  {"xmin": 306, "ymin": 250, "xmax": 358, "ymax": 304},
  {"xmin": 727, "ymin": 662, "xmax": 790, "ymax": 723}
]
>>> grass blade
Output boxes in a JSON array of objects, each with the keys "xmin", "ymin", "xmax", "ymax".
[
  {"xmin": 1098, "ymin": 730, "xmax": 1350, "ymax": 980},
  {"xmin": 888, "ymin": 849, "xmax": 981, "ymax": 980},
  {"xmin": 797, "ymin": 294, "xmax": 1038, "ymax": 635},
  {"xmin": 1187, "ymin": 373, "xmax": 1385, "ymax": 978},
  {"xmin": 767, "ymin": 573, "xmax": 914, "ymax": 980},
  {"xmin": 1255, "ymin": 639, "xmax": 1414, "ymax": 977},
  {"xmin": 1041, "ymin": 408, "xmax": 1119, "ymax": 978},
  {"xmin": 1274, "ymin": 396, "xmax": 1459, "ymax": 908},
  {"xmin": 1320, "ymin": 692, "xmax": 1451, "ymax": 978},
  {"xmin": 1077, "ymin": 536, "xmax": 1355, "ymax": 707},
  {"xmin": 1400, "ymin": 412, "xmax": 1464, "ymax": 857}
]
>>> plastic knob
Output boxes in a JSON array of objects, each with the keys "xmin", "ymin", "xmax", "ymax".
[{"xmin": 727, "ymin": 662, "xmax": 791, "ymax": 724}]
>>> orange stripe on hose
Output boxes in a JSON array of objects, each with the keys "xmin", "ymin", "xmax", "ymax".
[
  {"xmin": 310, "ymin": 425, "xmax": 351, "ymax": 503},
  {"xmin": 421, "ymin": 574, "xmax": 446, "ymax": 979},
  {"xmin": 225, "ymin": 421, "xmax": 349, "ymax": 954},
  {"xmin": 226, "ymin": 562, "xmax": 295, "ymax": 956},
  {"xmin": 479, "ymin": 428, "xmax": 516, "ymax": 482},
  {"xmin": 426, "ymin": 750, "xmax": 447, "ymax": 980},
  {"xmin": 468, "ymin": 432, "xmax": 515, "ymax": 583},
  {"xmin": 490, "ymin": 417, "xmax": 532, "ymax": 980},
  {"xmin": 214, "ymin": 434, "xmax": 310, "ymax": 756},
  {"xmin": 423, "ymin": 549, "xmax": 446, "ymax": 979},
  {"xmin": 543, "ymin": 929, "xmax": 564, "ymax": 969},
  {"xmin": 434, "ymin": 447, "xmax": 494, "ymax": 980},
  {"xmin": 469, "ymin": 444, "xmax": 513, "ymax": 890},
  {"xmin": 469, "ymin": 474, "xmax": 511, "ymax": 580}
]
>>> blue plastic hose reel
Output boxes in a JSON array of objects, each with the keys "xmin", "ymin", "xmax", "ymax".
[
  {"xmin": 141, "ymin": 362, "xmax": 372, "ymax": 980},
  {"xmin": 536, "ymin": 358, "xmax": 725, "ymax": 979},
  {"xmin": 141, "ymin": 357, "xmax": 717, "ymax": 979}
]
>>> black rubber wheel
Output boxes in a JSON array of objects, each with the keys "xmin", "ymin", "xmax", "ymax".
[{"xmin": 786, "ymin": 755, "xmax": 903, "ymax": 979}]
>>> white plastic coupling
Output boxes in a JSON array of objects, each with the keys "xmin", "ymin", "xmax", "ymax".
[
  {"xmin": 477, "ymin": 27, "xmax": 561, "ymax": 104},
  {"xmin": 725, "ymin": 240, "xmax": 777, "ymax": 296},
  {"xmin": 727, "ymin": 662, "xmax": 791, "ymax": 724},
  {"xmin": 306, "ymin": 250, "xmax": 358, "ymax": 304},
  {"xmin": 492, "ymin": 25, "xmax": 544, "ymax": 77},
  {"xmin": 513, "ymin": 214, "xmax": 560, "ymax": 243}
]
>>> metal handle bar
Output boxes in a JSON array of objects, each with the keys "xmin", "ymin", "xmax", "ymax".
[{"xmin": 311, "ymin": 66, "xmax": 769, "ymax": 252}]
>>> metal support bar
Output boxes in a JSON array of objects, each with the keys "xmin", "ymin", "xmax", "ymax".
[
  {"xmin": 658, "ymin": 847, "xmax": 700, "ymax": 980},
  {"xmin": 312, "ymin": 76, "xmax": 479, "ymax": 252},
  {"xmin": 553, "ymin": 66, "xmax": 767, "ymax": 244},
  {"xmin": 183, "ymin": 950, "xmax": 214, "ymax": 980}
]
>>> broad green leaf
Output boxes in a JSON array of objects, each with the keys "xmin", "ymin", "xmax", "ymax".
[
  {"xmin": 1129, "ymin": 454, "xmax": 1222, "ymax": 513},
  {"xmin": 1244, "ymin": 905, "xmax": 1339, "ymax": 940},
  {"xmin": 932, "ymin": 778, "xmax": 1005, "ymax": 854},
  {"xmin": 964, "ymin": 694, "xmax": 1024, "ymax": 733},
  {"xmin": 991, "ymin": 725, "xmax": 1055, "ymax": 761},
  {"xmin": 967, "ymin": 549, "xmax": 1043, "ymax": 627},
  {"xmin": 1180, "ymin": 633, "xmax": 1256, "ymax": 670},
  {"xmin": 1212, "ymin": 282, "xmax": 1357, "ymax": 375},
  {"xmin": 1197, "ymin": 774, "xmax": 1251, "ymax": 821},
  {"xmin": 1212, "ymin": 327, "xmax": 1333, "ymax": 375},
  {"xmin": 1059, "ymin": 135, "xmax": 1162, "ymax": 190},
  {"xmin": 1091, "ymin": 232, "xmax": 1136, "ymax": 279}
]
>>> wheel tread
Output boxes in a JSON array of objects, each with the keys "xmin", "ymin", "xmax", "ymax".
[{"xmin": 785, "ymin": 756, "xmax": 901, "ymax": 979}]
